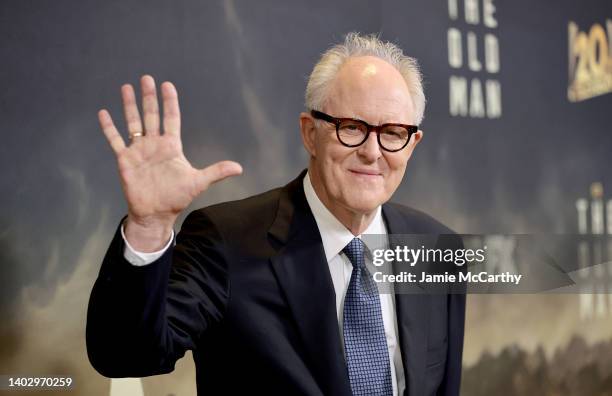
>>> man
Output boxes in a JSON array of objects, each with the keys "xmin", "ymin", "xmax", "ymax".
[{"xmin": 87, "ymin": 33, "xmax": 465, "ymax": 396}]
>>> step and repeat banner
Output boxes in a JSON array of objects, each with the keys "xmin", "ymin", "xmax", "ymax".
[{"xmin": 0, "ymin": 0, "xmax": 610, "ymax": 395}]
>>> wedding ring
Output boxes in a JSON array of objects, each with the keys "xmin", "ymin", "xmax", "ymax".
[{"xmin": 129, "ymin": 131, "xmax": 145, "ymax": 139}]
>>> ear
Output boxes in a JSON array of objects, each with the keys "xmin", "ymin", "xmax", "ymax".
[
  {"xmin": 299, "ymin": 112, "xmax": 317, "ymax": 157},
  {"xmin": 403, "ymin": 129, "xmax": 423, "ymax": 159},
  {"xmin": 413, "ymin": 129, "xmax": 423, "ymax": 146}
]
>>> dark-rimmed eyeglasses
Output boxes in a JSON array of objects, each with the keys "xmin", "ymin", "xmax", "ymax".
[{"xmin": 310, "ymin": 110, "xmax": 418, "ymax": 152}]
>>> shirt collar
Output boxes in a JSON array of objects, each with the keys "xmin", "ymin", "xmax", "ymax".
[{"xmin": 303, "ymin": 170, "xmax": 386, "ymax": 261}]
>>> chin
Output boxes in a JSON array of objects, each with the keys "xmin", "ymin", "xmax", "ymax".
[{"xmin": 342, "ymin": 191, "xmax": 386, "ymax": 214}]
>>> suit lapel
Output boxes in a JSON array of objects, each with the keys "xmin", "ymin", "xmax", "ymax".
[
  {"xmin": 382, "ymin": 204, "xmax": 430, "ymax": 396},
  {"xmin": 268, "ymin": 173, "xmax": 432, "ymax": 396},
  {"xmin": 269, "ymin": 171, "xmax": 352, "ymax": 396}
]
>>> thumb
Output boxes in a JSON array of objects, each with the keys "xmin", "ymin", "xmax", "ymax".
[{"xmin": 195, "ymin": 160, "xmax": 243, "ymax": 193}]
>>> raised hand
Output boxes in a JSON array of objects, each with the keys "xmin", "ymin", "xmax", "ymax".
[{"xmin": 99, "ymin": 75, "xmax": 242, "ymax": 251}]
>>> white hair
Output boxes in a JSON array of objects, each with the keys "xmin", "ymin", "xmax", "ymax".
[{"xmin": 305, "ymin": 32, "xmax": 426, "ymax": 125}]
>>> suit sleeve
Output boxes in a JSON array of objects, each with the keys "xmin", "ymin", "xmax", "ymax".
[
  {"xmin": 86, "ymin": 209, "xmax": 230, "ymax": 378},
  {"xmin": 436, "ymin": 291, "xmax": 466, "ymax": 396},
  {"xmin": 437, "ymin": 235, "xmax": 466, "ymax": 396}
]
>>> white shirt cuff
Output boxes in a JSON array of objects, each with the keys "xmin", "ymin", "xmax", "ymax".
[{"xmin": 121, "ymin": 223, "xmax": 175, "ymax": 266}]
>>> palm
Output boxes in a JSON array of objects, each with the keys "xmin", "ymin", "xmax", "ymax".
[
  {"xmin": 98, "ymin": 75, "xmax": 242, "ymax": 227},
  {"xmin": 118, "ymin": 135, "xmax": 197, "ymax": 220}
]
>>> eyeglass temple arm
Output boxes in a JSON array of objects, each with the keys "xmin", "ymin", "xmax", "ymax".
[{"xmin": 310, "ymin": 110, "xmax": 337, "ymax": 125}]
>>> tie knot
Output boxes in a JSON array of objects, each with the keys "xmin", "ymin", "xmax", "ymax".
[{"xmin": 343, "ymin": 238, "xmax": 366, "ymax": 269}]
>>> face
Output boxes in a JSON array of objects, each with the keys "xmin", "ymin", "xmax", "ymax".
[{"xmin": 300, "ymin": 56, "xmax": 423, "ymax": 217}]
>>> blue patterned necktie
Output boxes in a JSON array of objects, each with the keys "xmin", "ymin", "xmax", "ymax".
[{"xmin": 342, "ymin": 237, "xmax": 393, "ymax": 396}]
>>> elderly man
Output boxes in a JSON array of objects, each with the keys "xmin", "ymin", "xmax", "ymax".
[{"xmin": 87, "ymin": 33, "xmax": 465, "ymax": 396}]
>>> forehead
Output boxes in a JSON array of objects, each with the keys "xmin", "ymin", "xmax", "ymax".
[{"xmin": 325, "ymin": 56, "xmax": 415, "ymax": 124}]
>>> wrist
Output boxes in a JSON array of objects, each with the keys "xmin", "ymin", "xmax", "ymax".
[{"xmin": 124, "ymin": 215, "xmax": 175, "ymax": 252}]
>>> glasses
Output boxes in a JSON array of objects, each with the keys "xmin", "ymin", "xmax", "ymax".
[{"xmin": 311, "ymin": 110, "xmax": 418, "ymax": 152}]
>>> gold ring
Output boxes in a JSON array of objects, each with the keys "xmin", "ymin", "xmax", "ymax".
[{"xmin": 130, "ymin": 132, "xmax": 145, "ymax": 139}]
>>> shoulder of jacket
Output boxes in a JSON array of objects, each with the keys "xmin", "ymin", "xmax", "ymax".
[
  {"xmin": 385, "ymin": 202, "xmax": 457, "ymax": 235},
  {"xmin": 184, "ymin": 185, "xmax": 284, "ymax": 234}
]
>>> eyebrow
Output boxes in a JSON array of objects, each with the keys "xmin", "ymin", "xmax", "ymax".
[{"xmin": 347, "ymin": 113, "xmax": 410, "ymax": 126}]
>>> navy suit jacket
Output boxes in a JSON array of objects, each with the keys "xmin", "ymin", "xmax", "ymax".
[{"xmin": 86, "ymin": 170, "xmax": 466, "ymax": 395}]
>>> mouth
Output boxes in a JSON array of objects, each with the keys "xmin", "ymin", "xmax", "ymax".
[{"xmin": 348, "ymin": 169, "xmax": 383, "ymax": 177}]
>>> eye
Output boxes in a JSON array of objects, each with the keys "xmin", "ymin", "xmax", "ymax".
[
  {"xmin": 383, "ymin": 131, "xmax": 401, "ymax": 138},
  {"xmin": 381, "ymin": 127, "xmax": 407, "ymax": 140},
  {"xmin": 339, "ymin": 121, "xmax": 366, "ymax": 134}
]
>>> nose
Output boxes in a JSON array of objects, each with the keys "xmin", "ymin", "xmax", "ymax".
[{"xmin": 356, "ymin": 131, "xmax": 382, "ymax": 163}]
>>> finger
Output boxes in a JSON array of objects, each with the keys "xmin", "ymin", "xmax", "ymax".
[
  {"xmin": 121, "ymin": 84, "xmax": 143, "ymax": 136},
  {"xmin": 141, "ymin": 75, "xmax": 160, "ymax": 136},
  {"xmin": 98, "ymin": 109, "xmax": 126, "ymax": 154},
  {"xmin": 161, "ymin": 81, "xmax": 181, "ymax": 137},
  {"xmin": 195, "ymin": 161, "xmax": 243, "ymax": 193}
]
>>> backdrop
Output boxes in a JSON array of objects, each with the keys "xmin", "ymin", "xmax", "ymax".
[{"xmin": 1, "ymin": 0, "xmax": 611, "ymax": 395}]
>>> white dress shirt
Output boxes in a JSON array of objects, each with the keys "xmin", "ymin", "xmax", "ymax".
[
  {"xmin": 122, "ymin": 172, "xmax": 405, "ymax": 395},
  {"xmin": 302, "ymin": 172, "xmax": 405, "ymax": 396}
]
